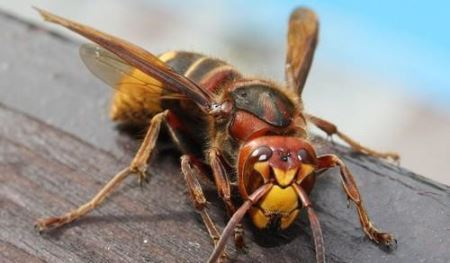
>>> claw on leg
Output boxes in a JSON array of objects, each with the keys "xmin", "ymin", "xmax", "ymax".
[
  {"xmin": 35, "ymin": 111, "xmax": 168, "ymax": 231},
  {"xmin": 130, "ymin": 110, "xmax": 168, "ymax": 185},
  {"xmin": 361, "ymin": 216, "xmax": 397, "ymax": 248},
  {"xmin": 134, "ymin": 169, "xmax": 149, "ymax": 187},
  {"xmin": 318, "ymin": 154, "xmax": 396, "ymax": 248},
  {"xmin": 35, "ymin": 167, "xmax": 132, "ymax": 232},
  {"xmin": 181, "ymin": 155, "xmax": 228, "ymax": 262}
]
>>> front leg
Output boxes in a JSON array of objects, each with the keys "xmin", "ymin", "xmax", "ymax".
[
  {"xmin": 208, "ymin": 147, "xmax": 245, "ymax": 249},
  {"xmin": 306, "ymin": 113, "xmax": 399, "ymax": 161},
  {"xmin": 35, "ymin": 110, "xmax": 168, "ymax": 231},
  {"xmin": 317, "ymin": 154, "xmax": 396, "ymax": 247},
  {"xmin": 293, "ymin": 184, "xmax": 325, "ymax": 263}
]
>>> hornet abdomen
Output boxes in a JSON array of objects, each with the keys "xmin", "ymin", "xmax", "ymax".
[{"xmin": 159, "ymin": 51, "xmax": 242, "ymax": 94}]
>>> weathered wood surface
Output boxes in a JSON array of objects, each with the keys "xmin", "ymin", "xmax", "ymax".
[{"xmin": 1, "ymin": 9, "xmax": 449, "ymax": 263}]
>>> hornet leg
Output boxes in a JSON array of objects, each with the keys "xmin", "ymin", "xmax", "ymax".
[
  {"xmin": 317, "ymin": 154, "xmax": 396, "ymax": 247},
  {"xmin": 293, "ymin": 184, "xmax": 325, "ymax": 263},
  {"xmin": 35, "ymin": 110, "xmax": 169, "ymax": 231},
  {"xmin": 208, "ymin": 184, "xmax": 273, "ymax": 263},
  {"xmin": 181, "ymin": 155, "xmax": 226, "ymax": 262},
  {"xmin": 208, "ymin": 147, "xmax": 245, "ymax": 249},
  {"xmin": 306, "ymin": 113, "xmax": 399, "ymax": 161}
]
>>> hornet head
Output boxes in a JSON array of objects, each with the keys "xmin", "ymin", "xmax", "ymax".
[{"xmin": 237, "ymin": 136, "xmax": 317, "ymax": 230}]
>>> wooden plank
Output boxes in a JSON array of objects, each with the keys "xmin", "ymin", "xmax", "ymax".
[
  {"xmin": 0, "ymin": 9, "xmax": 449, "ymax": 263},
  {"xmin": 0, "ymin": 9, "xmax": 119, "ymax": 155}
]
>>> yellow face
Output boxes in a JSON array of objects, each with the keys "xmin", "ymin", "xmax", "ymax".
[
  {"xmin": 248, "ymin": 161, "xmax": 315, "ymax": 230},
  {"xmin": 250, "ymin": 184, "xmax": 299, "ymax": 230},
  {"xmin": 238, "ymin": 136, "xmax": 317, "ymax": 231}
]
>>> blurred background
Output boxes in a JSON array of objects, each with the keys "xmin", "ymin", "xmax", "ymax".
[{"xmin": 1, "ymin": 0, "xmax": 449, "ymax": 185}]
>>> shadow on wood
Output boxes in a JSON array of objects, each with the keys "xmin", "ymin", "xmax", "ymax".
[{"xmin": 0, "ymin": 9, "xmax": 449, "ymax": 263}]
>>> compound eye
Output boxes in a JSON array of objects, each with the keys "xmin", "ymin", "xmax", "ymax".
[
  {"xmin": 297, "ymin": 149, "xmax": 313, "ymax": 164},
  {"xmin": 251, "ymin": 146, "xmax": 273, "ymax": 162}
]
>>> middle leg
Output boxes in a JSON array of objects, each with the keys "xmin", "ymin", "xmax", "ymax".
[{"xmin": 180, "ymin": 155, "xmax": 223, "ymax": 250}]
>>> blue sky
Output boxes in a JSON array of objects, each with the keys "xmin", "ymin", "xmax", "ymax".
[
  {"xmin": 163, "ymin": 0, "xmax": 450, "ymax": 110},
  {"xmin": 250, "ymin": 1, "xmax": 450, "ymax": 109}
]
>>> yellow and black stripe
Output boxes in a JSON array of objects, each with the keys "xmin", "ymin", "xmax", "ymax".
[
  {"xmin": 110, "ymin": 51, "xmax": 241, "ymax": 124},
  {"xmin": 159, "ymin": 51, "xmax": 241, "ymax": 92}
]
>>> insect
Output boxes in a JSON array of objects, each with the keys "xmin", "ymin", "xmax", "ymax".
[{"xmin": 34, "ymin": 7, "xmax": 398, "ymax": 263}]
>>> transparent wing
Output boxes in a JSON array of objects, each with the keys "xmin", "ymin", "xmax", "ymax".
[
  {"xmin": 80, "ymin": 43, "xmax": 186, "ymax": 101},
  {"xmin": 35, "ymin": 7, "xmax": 214, "ymax": 112}
]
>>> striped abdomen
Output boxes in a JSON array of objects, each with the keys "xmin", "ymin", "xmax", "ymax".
[
  {"xmin": 159, "ymin": 51, "xmax": 241, "ymax": 93},
  {"xmin": 109, "ymin": 51, "xmax": 240, "ymax": 123}
]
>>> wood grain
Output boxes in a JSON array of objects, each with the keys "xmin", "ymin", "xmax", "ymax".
[{"xmin": 0, "ymin": 9, "xmax": 449, "ymax": 263}]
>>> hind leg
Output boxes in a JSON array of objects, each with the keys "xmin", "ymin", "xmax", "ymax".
[
  {"xmin": 35, "ymin": 111, "xmax": 168, "ymax": 231},
  {"xmin": 306, "ymin": 113, "xmax": 399, "ymax": 161}
]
